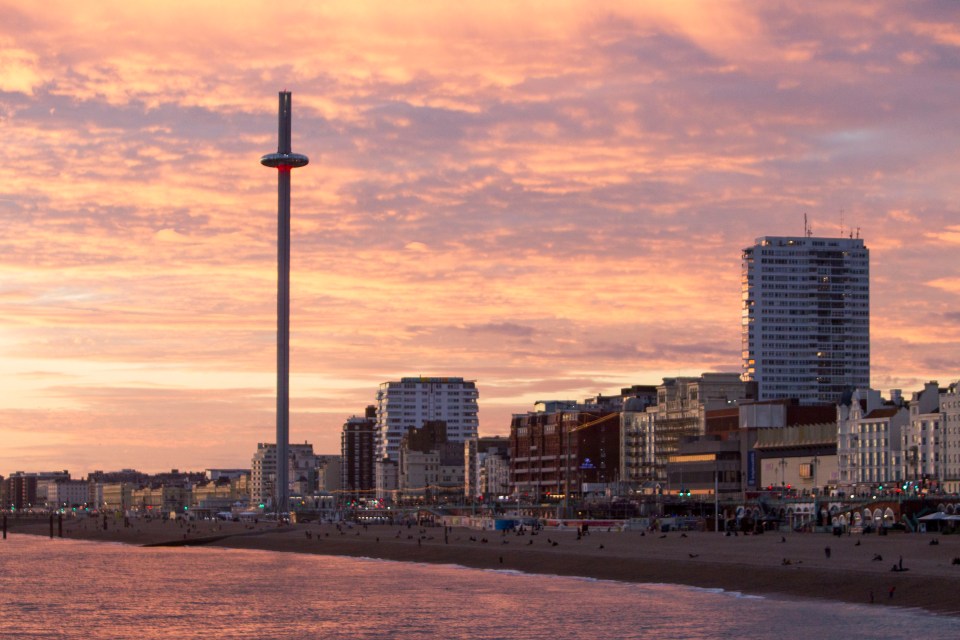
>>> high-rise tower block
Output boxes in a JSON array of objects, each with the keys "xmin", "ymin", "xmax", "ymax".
[{"xmin": 741, "ymin": 235, "xmax": 869, "ymax": 404}]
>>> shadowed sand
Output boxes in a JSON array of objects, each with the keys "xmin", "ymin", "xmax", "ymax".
[{"xmin": 8, "ymin": 517, "xmax": 960, "ymax": 615}]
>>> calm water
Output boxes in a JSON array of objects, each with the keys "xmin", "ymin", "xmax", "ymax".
[{"xmin": 1, "ymin": 534, "xmax": 958, "ymax": 639}]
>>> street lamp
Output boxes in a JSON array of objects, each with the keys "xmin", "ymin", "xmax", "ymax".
[
  {"xmin": 714, "ymin": 458, "xmax": 720, "ymax": 534},
  {"xmin": 811, "ymin": 455, "xmax": 820, "ymax": 527}
]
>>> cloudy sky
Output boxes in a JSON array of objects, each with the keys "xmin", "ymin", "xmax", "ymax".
[{"xmin": 2, "ymin": 1, "xmax": 959, "ymax": 475}]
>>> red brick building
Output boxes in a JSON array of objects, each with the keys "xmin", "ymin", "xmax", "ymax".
[{"xmin": 510, "ymin": 398, "xmax": 623, "ymax": 500}]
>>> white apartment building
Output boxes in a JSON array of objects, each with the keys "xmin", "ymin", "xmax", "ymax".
[
  {"xmin": 903, "ymin": 382, "xmax": 944, "ymax": 489},
  {"xmin": 375, "ymin": 460, "xmax": 398, "ymax": 502},
  {"xmin": 837, "ymin": 388, "xmax": 877, "ymax": 489},
  {"xmin": 375, "ymin": 377, "xmax": 479, "ymax": 462},
  {"xmin": 623, "ymin": 374, "xmax": 750, "ymax": 486},
  {"xmin": 854, "ymin": 405, "xmax": 906, "ymax": 489},
  {"xmin": 941, "ymin": 382, "xmax": 960, "ymax": 494},
  {"xmin": 438, "ymin": 459, "xmax": 466, "ymax": 501},
  {"xmin": 621, "ymin": 398, "xmax": 657, "ymax": 489},
  {"xmin": 742, "ymin": 235, "xmax": 869, "ymax": 404},
  {"xmin": 836, "ymin": 388, "xmax": 907, "ymax": 491},
  {"xmin": 250, "ymin": 442, "xmax": 317, "ymax": 507},
  {"xmin": 481, "ymin": 451, "xmax": 510, "ymax": 499},
  {"xmin": 398, "ymin": 449, "xmax": 439, "ymax": 503},
  {"xmin": 315, "ymin": 455, "xmax": 342, "ymax": 494},
  {"xmin": 465, "ymin": 437, "xmax": 511, "ymax": 500},
  {"xmin": 43, "ymin": 480, "xmax": 91, "ymax": 509},
  {"xmin": 887, "ymin": 381, "xmax": 960, "ymax": 494}
]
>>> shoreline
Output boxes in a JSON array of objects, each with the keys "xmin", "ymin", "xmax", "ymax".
[{"xmin": 7, "ymin": 518, "xmax": 960, "ymax": 616}]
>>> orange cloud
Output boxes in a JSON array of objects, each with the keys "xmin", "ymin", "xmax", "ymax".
[{"xmin": 1, "ymin": 2, "xmax": 959, "ymax": 474}]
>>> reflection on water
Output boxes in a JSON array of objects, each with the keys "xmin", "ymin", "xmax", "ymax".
[{"xmin": 1, "ymin": 534, "xmax": 957, "ymax": 639}]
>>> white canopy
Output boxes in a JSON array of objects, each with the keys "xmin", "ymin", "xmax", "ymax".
[{"xmin": 918, "ymin": 512, "xmax": 960, "ymax": 521}]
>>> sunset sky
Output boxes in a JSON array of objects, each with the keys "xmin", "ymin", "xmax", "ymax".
[{"xmin": 2, "ymin": 1, "xmax": 959, "ymax": 476}]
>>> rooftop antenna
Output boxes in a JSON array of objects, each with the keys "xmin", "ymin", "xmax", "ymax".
[{"xmin": 839, "ymin": 208, "xmax": 844, "ymax": 238}]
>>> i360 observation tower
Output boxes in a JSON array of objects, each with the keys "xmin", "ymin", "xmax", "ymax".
[{"xmin": 261, "ymin": 91, "xmax": 308, "ymax": 515}]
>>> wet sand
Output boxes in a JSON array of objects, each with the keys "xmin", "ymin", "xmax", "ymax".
[{"xmin": 7, "ymin": 517, "xmax": 960, "ymax": 616}]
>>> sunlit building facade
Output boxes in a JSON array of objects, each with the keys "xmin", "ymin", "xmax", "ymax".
[{"xmin": 622, "ymin": 375, "xmax": 751, "ymax": 488}]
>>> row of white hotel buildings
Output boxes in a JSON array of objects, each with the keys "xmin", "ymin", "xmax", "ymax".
[{"xmin": 837, "ymin": 381, "xmax": 960, "ymax": 493}]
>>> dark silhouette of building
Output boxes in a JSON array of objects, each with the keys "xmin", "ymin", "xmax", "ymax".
[
  {"xmin": 86, "ymin": 469, "xmax": 149, "ymax": 485},
  {"xmin": 341, "ymin": 406, "xmax": 377, "ymax": 502},
  {"xmin": 3, "ymin": 473, "xmax": 39, "ymax": 510},
  {"xmin": 402, "ymin": 420, "xmax": 448, "ymax": 453}
]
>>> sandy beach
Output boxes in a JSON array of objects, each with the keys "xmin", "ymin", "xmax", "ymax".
[{"xmin": 6, "ymin": 516, "xmax": 960, "ymax": 616}]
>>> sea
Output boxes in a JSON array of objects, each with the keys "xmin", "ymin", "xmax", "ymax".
[{"xmin": 1, "ymin": 534, "xmax": 957, "ymax": 639}]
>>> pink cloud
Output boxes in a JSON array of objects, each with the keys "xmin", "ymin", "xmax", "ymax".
[{"xmin": 0, "ymin": 2, "xmax": 959, "ymax": 474}]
